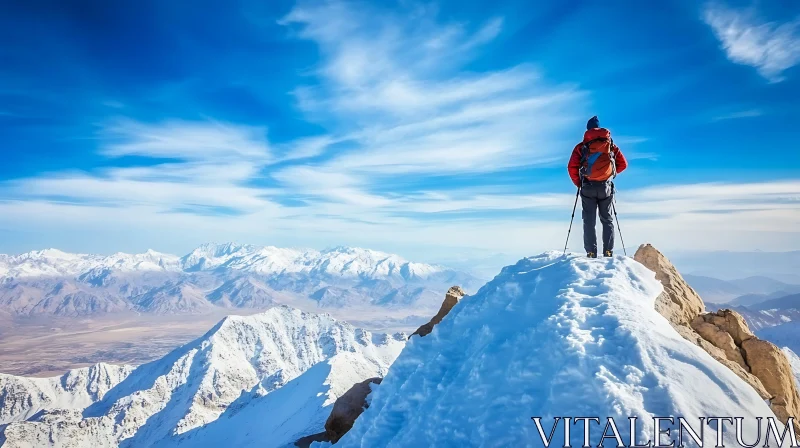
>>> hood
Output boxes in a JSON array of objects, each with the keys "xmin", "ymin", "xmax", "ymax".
[{"xmin": 583, "ymin": 127, "xmax": 610, "ymax": 141}]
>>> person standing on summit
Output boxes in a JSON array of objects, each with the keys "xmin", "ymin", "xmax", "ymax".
[{"xmin": 567, "ymin": 116, "xmax": 628, "ymax": 258}]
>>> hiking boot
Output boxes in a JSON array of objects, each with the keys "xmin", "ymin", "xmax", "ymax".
[
  {"xmin": 604, "ymin": 250, "xmax": 613, "ymax": 257},
  {"xmin": 587, "ymin": 252, "xmax": 597, "ymax": 258}
]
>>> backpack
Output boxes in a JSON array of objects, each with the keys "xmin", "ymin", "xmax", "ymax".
[{"xmin": 580, "ymin": 137, "xmax": 617, "ymax": 183}]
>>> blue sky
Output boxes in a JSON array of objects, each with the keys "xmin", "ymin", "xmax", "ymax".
[{"xmin": 0, "ymin": 0, "xmax": 799, "ymax": 260}]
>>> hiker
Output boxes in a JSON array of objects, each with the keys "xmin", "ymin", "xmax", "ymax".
[{"xmin": 567, "ymin": 116, "xmax": 628, "ymax": 258}]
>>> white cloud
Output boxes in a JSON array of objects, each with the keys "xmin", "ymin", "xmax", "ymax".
[
  {"xmin": 103, "ymin": 119, "xmax": 271, "ymax": 162},
  {"xmin": 1, "ymin": 180, "xmax": 798, "ymax": 258},
  {"xmin": 712, "ymin": 108, "xmax": 764, "ymax": 121},
  {"xmin": 703, "ymin": 2, "xmax": 800, "ymax": 82},
  {"xmin": 4, "ymin": 119, "xmax": 279, "ymax": 214}
]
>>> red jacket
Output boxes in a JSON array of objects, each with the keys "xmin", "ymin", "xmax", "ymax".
[{"xmin": 567, "ymin": 128, "xmax": 628, "ymax": 187}]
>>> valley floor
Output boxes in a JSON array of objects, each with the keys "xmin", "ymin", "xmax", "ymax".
[
  {"xmin": 0, "ymin": 312, "xmax": 243, "ymax": 376},
  {"xmin": 0, "ymin": 307, "xmax": 428, "ymax": 377}
]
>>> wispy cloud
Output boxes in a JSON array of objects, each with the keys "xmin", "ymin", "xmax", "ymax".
[
  {"xmin": 703, "ymin": 2, "xmax": 800, "ymax": 82},
  {"xmin": 4, "ymin": 119, "xmax": 279, "ymax": 214},
  {"xmin": 712, "ymin": 108, "xmax": 764, "ymax": 122}
]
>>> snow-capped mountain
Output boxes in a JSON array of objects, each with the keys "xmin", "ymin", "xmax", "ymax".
[
  {"xmin": 336, "ymin": 252, "xmax": 786, "ymax": 446},
  {"xmin": 0, "ymin": 306, "xmax": 405, "ymax": 447},
  {"xmin": 0, "ymin": 244, "xmax": 482, "ymax": 316},
  {"xmin": 707, "ymin": 293, "xmax": 800, "ymax": 331},
  {"xmin": 0, "ymin": 363, "xmax": 135, "ymax": 425},
  {"xmin": 3, "ymin": 251, "xmax": 800, "ymax": 447}
]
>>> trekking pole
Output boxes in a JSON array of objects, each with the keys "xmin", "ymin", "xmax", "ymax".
[
  {"xmin": 563, "ymin": 188, "xmax": 581, "ymax": 255},
  {"xmin": 611, "ymin": 199, "xmax": 627, "ymax": 256}
]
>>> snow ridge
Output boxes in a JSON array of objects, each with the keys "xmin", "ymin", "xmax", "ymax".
[{"xmin": 337, "ymin": 252, "xmax": 783, "ymax": 447}]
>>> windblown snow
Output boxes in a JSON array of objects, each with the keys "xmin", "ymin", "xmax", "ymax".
[
  {"xmin": 0, "ymin": 306, "xmax": 405, "ymax": 448},
  {"xmin": 336, "ymin": 252, "xmax": 786, "ymax": 447}
]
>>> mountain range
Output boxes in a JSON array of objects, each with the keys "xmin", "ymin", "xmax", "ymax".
[
  {"xmin": 0, "ymin": 244, "xmax": 482, "ymax": 317},
  {"xmin": 683, "ymin": 274, "xmax": 800, "ymax": 304},
  {"xmin": 4, "ymin": 249, "xmax": 798, "ymax": 446},
  {"xmin": 0, "ymin": 306, "xmax": 405, "ymax": 447}
]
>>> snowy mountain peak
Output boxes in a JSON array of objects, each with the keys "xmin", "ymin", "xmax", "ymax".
[
  {"xmin": 0, "ymin": 306, "xmax": 405, "ymax": 447},
  {"xmin": 337, "ymin": 252, "xmax": 785, "ymax": 447},
  {"xmin": 0, "ymin": 362, "xmax": 135, "ymax": 425}
]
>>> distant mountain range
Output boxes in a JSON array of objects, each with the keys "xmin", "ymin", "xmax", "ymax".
[
  {"xmin": 671, "ymin": 250, "xmax": 800, "ymax": 284},
  {"xmin": 684, "ymin": 275, "xmax": 800, "ymax": 332},
  {"xmin": 683, "ymin": 274, "xmax": 800, "ymax": 304},
  {"xmin": 704, "ymin": 293, "xmax": 800, "ymax": 331},
  {"xmin": 0, "ymin": 244, "xmax": 482, "ymax": 317}
]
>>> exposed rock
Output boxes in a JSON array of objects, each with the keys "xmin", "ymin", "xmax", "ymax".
[
  {"xmin": 692, "ymin": 312, "xmax": 749, "ymax": 370},
  {"xmin": 635, "ymin": 243, "xmax": 800, "ymax": 437},
  {"xmin": 325, "ymin": 377, "xmax": 382, "ymax": 443},
  {"xmin": 410, "ymin": 286, "xmax": 465, "ymax": 338},
  {"xmin": 742, "ymin": 338, "xmax": 800, "ymax": 437},
  {"xmin": 633, "ymin": 244, "xmax": 704, "ymax": 326}
]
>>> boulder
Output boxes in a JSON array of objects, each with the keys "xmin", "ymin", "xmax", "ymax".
[
  {"xmin": 635, "ymin": 244, "xmax": 800, "ymax": 437},
  {"xmin": 410, "ymin": 286, "xmax": 465, "ymax": 338},
  {"xmin": 324, "ymin": 377, "xmax": 382, "ymax": 443}
]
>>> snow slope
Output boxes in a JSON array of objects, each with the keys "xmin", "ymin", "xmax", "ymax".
[
  {"xmin": 0, "ymin": 307, "xmax": 405, "ymax": 448},
  {"xmin": 337, "ymin": 252, "xmax": 784, "ymax": 447}
]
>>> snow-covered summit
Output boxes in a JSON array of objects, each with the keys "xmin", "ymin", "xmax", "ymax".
[
  {"xmin": 0, "ymin": 306, "xmax": 406, "ymax": 447},
  {"xmin": 338, "ymin": 252, "xmax": 786, "ymax": 447}
]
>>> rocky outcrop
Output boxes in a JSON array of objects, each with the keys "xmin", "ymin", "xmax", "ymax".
[
  {"xmin": 324, "ymin": 377, "xmax": 382, "ymax": 443},
  {"xmin": 742, "ymin": 339, "xmax": 800, "ymax": 436},
  {"xmin": 633, "ymin": 244, "xmax": 704, "ymax": 326},
  {"xmin": 635, "ymin": 244, "xmax": 800, "ymax": 437},
  {"xmin": 410, "ymin": 286, "xmax": 465, "ymax": 338}
]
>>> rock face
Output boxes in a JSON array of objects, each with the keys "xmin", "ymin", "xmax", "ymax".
[
  {"xmin": 633, "ymin": 244, "xmax": 704, "ymax": 326},
  {"xmin": 635, "ymin": 243, "xmax": 800, "ymax": 438},
  {"xmin": 741, "ymin": 338, "xmax": 800, "ymax": 436},
  {"xmin": 324, "ymin": 377, "xmax": 382, "ymax": 443},
  {"xmin": 410, "ymin": 286, "xmax": 465, "ymax": 338}
]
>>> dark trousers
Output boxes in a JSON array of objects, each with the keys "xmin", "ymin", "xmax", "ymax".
[{"xmin": 581, "ymin": 180, "xmax": 614, "ymax": 254}]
